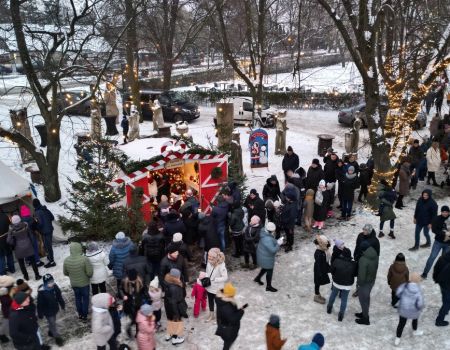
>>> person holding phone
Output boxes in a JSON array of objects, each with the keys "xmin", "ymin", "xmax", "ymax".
[{"xmin": 215, "ymin": 283, "xmax": 247, "ymax": 350}]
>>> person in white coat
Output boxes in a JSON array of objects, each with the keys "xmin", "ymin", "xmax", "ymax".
[
  {"xmin": 91, "ymin": 293, "xmax": 115, "ymax": 350},
  {"xmin": 205, "ymin": 247, "xmax": 228, "ymax": 323},
  {"xmin": 86, "ymin": 242, "xmax": 109, "ymax": 295},
  {"xmin": 426, "ymin": 141, "xmax": 441, "ymax": 186}
]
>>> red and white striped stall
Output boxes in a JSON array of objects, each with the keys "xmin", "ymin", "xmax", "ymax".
[{"xmin": 111, "ymin": 140, "xmax": 228, "ymax": 221}]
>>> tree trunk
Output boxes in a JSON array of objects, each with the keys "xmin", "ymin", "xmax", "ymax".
[{"xmin": 162, "ymin": 59, "xmax": 173, "ymax": 90}]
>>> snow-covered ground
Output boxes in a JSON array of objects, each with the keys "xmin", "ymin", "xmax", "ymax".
[{"xmin": 1, "ymin": 74, "xmax": 450, "ymax": 349}]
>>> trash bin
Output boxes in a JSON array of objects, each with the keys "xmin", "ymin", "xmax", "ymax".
[
  {"xmin": 345, "ymin": 132, "xmax": 353, "ymax": 153},
  {"xmin": 35, "ymin": 124, "xmax": 47, "ymax": 147},
  {"xmin": 317, "ymin": 134, "xmax": 335, "ymax": 156}
]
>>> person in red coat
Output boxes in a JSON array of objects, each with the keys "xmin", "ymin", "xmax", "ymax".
[{"xmin": 191, "ymin": 272, "xmax": 207, "ymax": 317}]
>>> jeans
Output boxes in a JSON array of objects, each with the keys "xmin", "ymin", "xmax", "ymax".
[
  {"xmin": 0, "ymin": 252, "xmax": 15, "ymax": 275},
  {"xmin": 73, "ymin": 285, "xmax": 90, "ymax": 318},
  {"xmin": 46, "ymin": 315, "xmax": 60, "ymax": 337},
  {"xmin": 397, "ymin": 316, "xmax": 418, "ymax": 337},
  {"xmin": 422, "ymin": 241, "xmax": 450, "ymax": 277},
  {"xmin": 436, "ymin": 286, "xmax": 450, "ymax": 323},
  {"xmin": 358, "ymin": 282, "xmax": 374, "ymax": 319},
  {"xmin": 91, "ymin": 282, "xmax": 106, "ymax": 295},
  {"xmin": 328, "ymin": 285, "xmax": 350, "ymax": 314},
  {"xmin": 414, "ymin": 224, "xmax": 431, "ymax": 248},
  {"xmin": 341, "ymin": 199, "xmax": 353, "ymax": 218},
  {"xmin": 217, "ymin": 223, "xmax": 226, "ymax": 252},
  {"xmin": 42, "ymin": 231, "xmax": 54, "ymax": 262},
  {"xmin": 255, "ymin": 268, "xmax": 273, "ymax": 287},
  {"xmin": 29, "ymin": 233, "xmax": 41, "ymax": 263}
]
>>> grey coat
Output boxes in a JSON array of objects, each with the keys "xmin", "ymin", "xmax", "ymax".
[
  {"xmin": 7, "ymin": 222, "xmax": 34, "ymax": 259},
  {"xmin": 91, "ymin": 293, "xmax": 114, "ymax": 347},
  {"xmin": 396, "ymin": 282, "xmax": 424, "ymax": 320}
]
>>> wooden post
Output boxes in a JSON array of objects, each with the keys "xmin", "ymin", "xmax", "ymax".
[
  {"xmin": 216, "ymin": 103, "xmax": 234, "ymax": 148},
  {"xmin": 10, "ymin": 108, "xmax": 35, "ymax": 164},
  {"xmin": 90, "ymin": 107, "xmax": 102, "ymax": 141}
]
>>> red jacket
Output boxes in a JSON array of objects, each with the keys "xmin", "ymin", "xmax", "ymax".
[{"xmin": 191, "ymin": 282, "xmax": 206, "ymax": 300}]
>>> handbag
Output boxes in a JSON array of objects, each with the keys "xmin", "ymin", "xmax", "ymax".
[{"xmin": 201, "ymin": 266, "xmax": 215, "ymax": 288}]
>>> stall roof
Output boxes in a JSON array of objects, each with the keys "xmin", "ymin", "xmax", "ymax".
[{"xmin": 0, "ymin": 160, "xmax": 31, "ymax": 205}]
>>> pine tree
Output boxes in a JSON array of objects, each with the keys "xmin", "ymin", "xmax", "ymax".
[
  {"xmin": 60, "ymin": 140, "xmax": 128, "ymax": 240},
  {"xmin": 128, "ymin": 187, "xmax": 146, "ymax": 241}
]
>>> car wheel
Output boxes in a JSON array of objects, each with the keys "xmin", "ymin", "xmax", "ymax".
[{"xmin": 173, "ymin": 114, "xmax": 183, "ymax": 123}]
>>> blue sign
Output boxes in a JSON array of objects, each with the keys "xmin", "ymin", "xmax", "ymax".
[{"xmin": 249, "ymin": 128, "xmax": 268, "ymax": 168}]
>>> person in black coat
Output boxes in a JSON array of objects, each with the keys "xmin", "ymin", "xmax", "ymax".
[
  {"xmin": 306, "ymin": 159, "xmax": 325, "ymax": 191},
  {"xmin": 164, "ymin": 268, "xmax": 188, "ymax": 344},
  {"xmin": 121, "ymin": 115, "xmax": 129, "ymax": 144},
  {"xmin": 37, "ymin": 274, "xmax": 65, "ymax": 345},
  {"xmin": 313, "ymin": 235, "xmax": 331, "ymax": 304},
  {"xmin": 280, "ymin": 185, "xmax": 298, "ymax": 252},
  {"xmin": 327, "ymin": 240, "xmax": 356, "ymax": 321},
  {"xmin": 358, "ymin": 163, "xmax": 371, "ymax": 202},
  {"xmin": 9, "ymin": 292, "xmax": 41, "ymax": 350},
  {"xmin": 166, "ymin": 233, "xmax": 192, "ymax": 261},
  {"xmin": 324, "ymin": 152, "xmax": 339, "ymax": 184},
  {"xmin": 354, "ymin": 224, "xmax": 380, "ymax": 262},
  {"xmin": 142, "ymin": 221, "xmax": 165, "ymax": 281},
  {"xmin": 163, "ymin": 211, "xmax": 186, "ymax": 246},
  {"xmin": 181, "ymin": 208, "xmax": 199, "ymax": 245},
  {"xmin": 0, "ymin": 211, "xmax": 15, "ymax": 275},
  {"xmin": 122, "ymin": 243, "xmax": 151, "ymax": 285},
  {"xmin": 262, "ymin": 175, "xmax": 281, "ymax": 202},
  {"xmin": 159, "ymin": 248, "xmax": 189, "ymax": 290},
  {"xmin": 198, "ymin": 213, "xmax": 220, "ymax": 266},
  {"xmin": 282, "ymin": 146, "xmax": 300, "ymax": 180},
  {"xmin": 215, "ymin": 283, "xmax": 246, "ymax": 350},
  {"xmin": 433, "ymin": 250, "xmax": 450, "ymax": 326},
  {"xmin": 244, "ymin": 189, "xmax": 266, "ymax": 223},
  {"xmin": 335, "ymin": 160, "xmax": 346, "ymax": 208},
  {"xmin": 339, "ymin": 166, "xmax": 360, "ymax": 220}
]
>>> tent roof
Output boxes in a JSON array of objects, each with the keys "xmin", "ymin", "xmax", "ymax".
[{"xmin": 0, "ymin": 160, "xmax": 31, "ymax": 205}]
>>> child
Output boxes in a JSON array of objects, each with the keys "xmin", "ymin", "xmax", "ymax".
[
  {"xmin": 266, "ymin": 314, "xmax": 287, "ymax": 350},
  {"xmin": 148, "ymin": 276, "xmax": 162, "ymax": 330},
  {"xmin": 0, "ymin": 275, "xmax": 14, "ymax": 344},
  {"xmin": 313, "ymin": 180, "xmax": 330, "ymax": 230},
  {"xmin": 37, "ymin": 274, "xmax": 65, "ymax": 346},
  {"xmin": 358, "ymin": 163, "xmax": 371, "ymax": 202},
  {"xmin": 191, "ymin": 272, "xmax": 207, "ymax": 318},
  {"xmin": 121, "ymin": 115, "xmax": 129, "ymax": 144},
  {"xmin": 394, "ymin": 273, "xmax": 424, "ymax": 346},
  {"xmin": 387, "ymin": 253, "xmax": 409, "ymax": 307},
  {"xmin": 92, "ymin": 293, "xmax": 115, "ymax": 350},
  {"xmin": 313, "ymin": 235, "xmax": 331, "ymax": 304},
  {"xmin": 136, "ymin": 304, "xmax": 156, "ymax": 350}
]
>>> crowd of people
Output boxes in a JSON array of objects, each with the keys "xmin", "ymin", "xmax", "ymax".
[{"xmin": 1, "ymin": 111, "xmax": 450, "ymax": 349}]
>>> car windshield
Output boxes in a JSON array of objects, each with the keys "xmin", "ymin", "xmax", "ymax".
[{"xmin": 167, "ymin": 91, "xmax": 187, "ymax": 103}]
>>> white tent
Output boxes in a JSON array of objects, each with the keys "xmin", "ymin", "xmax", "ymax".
[{"xmin": 0, "ymin": 160, "xmax": 31, "ymax": 205}]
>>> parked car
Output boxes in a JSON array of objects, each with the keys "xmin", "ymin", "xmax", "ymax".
[
  {"xmin": 122, "ymin": 90, "xmax": 200, "ymax": 123},
  {"xmin": 0, "ymin": 65, "xmax": 12, "ymax": 74},
  {"xmin": 338, "ymin": 102, "xmax": 425, "ymax": 130},
  {"xmin": 56, "ymin": 90, "xmax": 105, "ymax": 116},
  {"xmin": 213, "ymin": 96, "xmax": 277, "ymax": 128}
]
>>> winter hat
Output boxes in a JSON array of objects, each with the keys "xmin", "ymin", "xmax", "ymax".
[
  {"xmin": 173, "ymin": 232, "xmax": 183, "ymax": 242},
  {"xmin": 269, "ymin": 175, "xmax": 277, "ymax": 182},
  {"xmin": 269, "ymin": 314, "xmax": 280, "ymax": 328},
  {"xmin": 140, "ymin": 304, "xmax": 153, "ymax": 316},
  {"xmin": 20, "ymin": 205, "xmax": 31, "ymax": 217},
  {"xmin": 250, "ymin": 189, "xmax": 257, "ymax": 195},
  {"xmin": 127, "ymin": 268, "xmax": 138, "ymax": 281},
  {"xmin": 347, "ymin": 166, "xmax": 355, "ymax": 173},
  {"xmin": 360, "ymin": 240, "xmax": 371, "ymax": 252},
  {"xmin": 13, "ymin": 291, "xmax": 28, "ymax": 305},
  {"xmin": 312, "ymin": 333, "xmax": 325, "ymax": 347},
  {"xmin": 149, "ymin": 276, "xmax": 159, "ymax": 289},
  {"xmin": 312, "ymin": 158, "xmax": 320, "ymax": 166},
  {"xmin": 395, "ymin": 253, "xmax": 405, "ymax": 262},
  {"xmin": 161, "ymin": 195, "xmax": 169, "ymax": 202},
  {"xmin": 362, "ymin": 224, "xmax": 373, "ymax": 233},
  {"xmin": 115, "ymin": 231, "xmax": 126, "ymax": 240},
  {"xmin": 287, "ymin": 146, "xmax": 293, "ymax": 152},
  {"xmin": 318, "ymin": 180, "xmax": 326, "ymax": 188},
  {"xmin": 0, "ymin": 275, "xmax": 15, "ymax": 288},
  {"xmin": 250, "ymin": 215, "xmax": 261, "ymax": 227},
  {"xmin": 223, "ymin": 282, "xmax": 236, "ymax": 297},
  {"xmin": 32, "ymin": 198, "xmax": 41, "ymax": 209},
  {"xmin": 167, "ymin": 243, "xmax": 179, "ymax": 254},
  {"xmin": 273, "ymin": 200, "xmax": 281, "ymax": 208},
  {"xmin": 43, "ymin": 274, "xmax": 54, "ymax": 285},
  {"xmin": 333, "ymin": 239, "xmax": 345, "ymax": 250},
  {"xmin": 87, "ymin": 241, "xmax": 99, "ymax": 253},
  {"xmin": 409, "ymin": 272, "xmax": 422, "ymax": 283},
  {"xmin": 11, "ymin": 215, "xmax": 21, "ymax": 225},
  {"xmin": 441, "ymin": 205, "xmax": 450, "ymax": 213},
  {"xmin": 265, "ymin": 222, "xmax": 276, "ymax": 233},
  {"xmin": 170, "ymin": 268, "xmax": 181, "ymax": 279}
]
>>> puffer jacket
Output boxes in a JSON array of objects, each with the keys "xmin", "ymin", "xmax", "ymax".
[
  {"xmin": 63, "ymin": 242, "xmax": 93, "ymax": 288},
  {"xmin": 8, "ymin": 302, "xmax": 40, "ymax": 349},
  {"xmin": 357, "ymin": 247, "xmax": 379, "ymax": 285},
  {"xmin": 142, "ymin": 231, "xmax": 165, "ymax": 262},
  {"xmin": 387, "ymin": 261, "xmax": 409, "ymax": 292},
  {"xmin": 205, "ymin": 258, "xmax": 228, "ymax": 295},
  {"xmin": 163, "ymin": 213, "xmax": 186, "ymax": 245},
  {"xmin": 123, "ymin": 244, "xmax": 150, "ymax": 284},
  {"xmin": 148, "ymin": 288, "xmax": 162, "ymax": 311},
  {"xmin": 164, "ymin": 274, "xmax": 187, "ymax": 321},
  {"xmin": 37, "ymin": 283, "xmax": 65, "ymax": 318},
  {"xmin": 256, "ymin": 229, "xmax": 280, "ymax": 269},
  {"xmin": 396, "ymin": 282, "xmax": 424, "ymax": 320},
  {"xmin": 91, "ymin": 293, "xmax": 114, "ymax": 347},
  {"xmin": 7, "ymin": 222, "xmax": 34, "ymax": 259},
  {"xmin": 136, "ymin": 311, "xmax": 156, "ymax": 350},
  {"xmin": 414, "ymin": 189, "xmax": 438, "ymax": 226},
  {"xmin": 86, "ymin": 249, "xmax": 109, "ymax": 284},
  {"xmin": 109, "ymin": 237, "xmax": 133, "ymax": 279},
  {"xmin": 229, "ymin": 207, "xmax": 245, "ymax": 233},
  {"xmin": 215, "ymin": 291, "xmax": 244, "ymax": 342}
]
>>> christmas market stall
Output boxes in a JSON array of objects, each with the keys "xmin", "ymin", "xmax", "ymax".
[{"xmin": 111, "ymin": 139, "xmax": 228, "ymax": 221}]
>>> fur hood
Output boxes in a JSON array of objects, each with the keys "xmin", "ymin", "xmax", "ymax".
[
  {"xmin": 164, "ymin": 273, "xmax": 183, "ymax": 287},
  {"xmin": 216, "ymin": 290, "xmax": 237, "ymax": 306}
]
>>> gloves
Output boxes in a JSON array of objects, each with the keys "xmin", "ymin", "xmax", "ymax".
[{"xmin": 277, "ymin": 237, "xmax": 284, "ymax": 245}]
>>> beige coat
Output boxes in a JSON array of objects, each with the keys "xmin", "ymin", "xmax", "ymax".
[{"xmin": 426, "ymin": 147, "xmax": 441, "ymax": 172}]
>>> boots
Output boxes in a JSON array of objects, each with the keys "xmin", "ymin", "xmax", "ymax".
[
  {"xmin": 378, "ymin": 231, "xmax": 385, "ymax": 238},
  {"xmin": 338, "ymin": 312, "xmax": 344, "ymax": 322},
  {"xmin": 0, "ymin": 335, "xmax": 9, "ymax": 343},
  {"xmin": 253, "ymin": 277, "xmax": 263, "ymax": 286},
  {"xmin": 394, "ymin": 337, "xmax": 401, "ymax": 346},
  {"xmin": 205, "ymin": 311, "xmax": 215, "ymax": 323},
  {"xmin": 388, "ymin": 231, "xmax": 396, "ymax": 239},
  {"xmin": 266, "ymin": 286, "xmax": 278, "ymax": 292},
  {"xmin": 314, "ymin": 294, "xmax": 326, "ymax": 304},
  {"xmin": 172, "ymin": 336, "xmax": 185, "ymax": 345},
  {"xmin": 355, "ymin": 316, "xmax": 370, "ymax": 325},
  {"xmin": 55, "ymin": 337, "xmax": 64, "ymax": 347}
]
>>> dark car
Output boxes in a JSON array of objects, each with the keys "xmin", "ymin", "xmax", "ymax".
[
  {"xmin": 0, "ymin": 65, "xmax": 12, "ymax": 74},
  {"xmin": 122, "ymin": 90, "xmax": 200, "ymax": 123},
  {"xmin": 56, "ymin": 90, "xmax": 105, "ymax": 116},
  {"xmin": 338, "ymin": 102, "xmax": 425, "ymax": 130}
]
